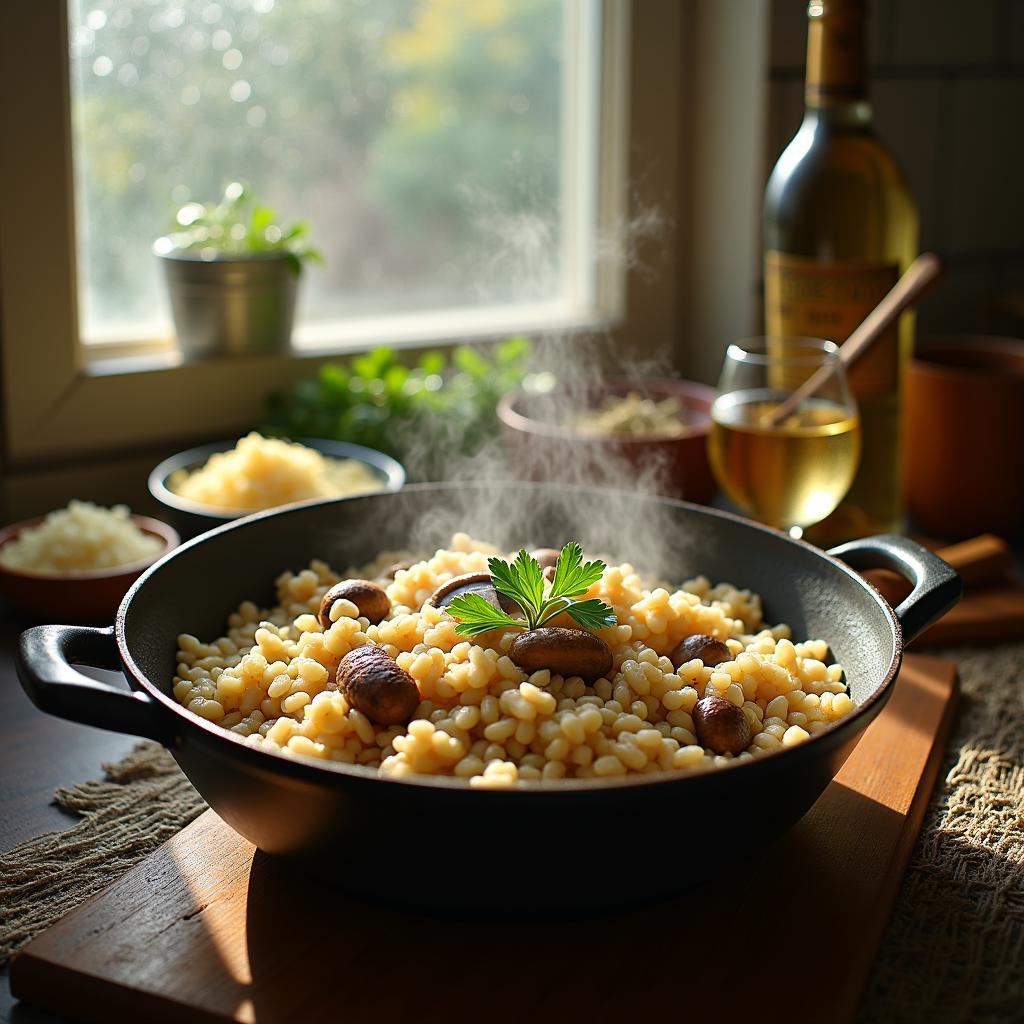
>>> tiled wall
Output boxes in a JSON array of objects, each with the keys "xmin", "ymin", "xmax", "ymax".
[{"xmin": 767, "ymin": 0, "xmax": 1024, "ymax": 339}]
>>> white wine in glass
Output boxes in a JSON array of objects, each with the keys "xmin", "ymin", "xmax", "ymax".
[{"xmin": 709, "ymin": 339, "xmax": 861, "ymax": 538}]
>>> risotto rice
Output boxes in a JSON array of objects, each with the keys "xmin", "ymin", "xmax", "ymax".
[{"xmin": 172, "ymin": 534, "xmax": 855, "ymax": 787}]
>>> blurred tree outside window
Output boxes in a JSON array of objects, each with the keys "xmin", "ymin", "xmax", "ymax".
[{"xmin": 68, "ymin": 0, "xmax": 596, "ymax": 346}]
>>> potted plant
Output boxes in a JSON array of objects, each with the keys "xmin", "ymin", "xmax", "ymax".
[{"xmin": 153, "ymin": 182, "xmax": 321, "ymax": 360}]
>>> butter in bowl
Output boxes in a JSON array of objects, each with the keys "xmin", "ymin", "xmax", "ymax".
[{"xmin": 149, "ymin": 432, "xmax": 406, "ymax": 537}]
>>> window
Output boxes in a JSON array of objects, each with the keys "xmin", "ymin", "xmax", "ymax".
[
  {"xmin": 2, "ymin": 2, "xmax": 708, "ymax": 470},
  {"xmin": 69, "ymin": 0, "xmax": 603, "ymax": 350}
]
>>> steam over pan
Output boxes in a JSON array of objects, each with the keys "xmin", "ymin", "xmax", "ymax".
[{"xmin": 16, "ymin": 484, "xmax": 960, "ymax": 913}]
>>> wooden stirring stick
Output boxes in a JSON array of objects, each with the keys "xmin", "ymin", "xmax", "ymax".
[
  {"xmin": 763, "ymin": 252, "xmax": 943, "ymax": 428},
  {"xmin": 861, "ymin": 533, "xmax": 1024, "ymax": 645},
  {"xmin": 864, "ymin": 533, "xmax": 1012, "ymax": 606}
]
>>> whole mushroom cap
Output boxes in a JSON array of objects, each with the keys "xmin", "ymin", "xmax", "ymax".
[
  {"xmin": 509, "ymin": 627, "xmax": 613, "ymax": 682},
  {"xmin": 336, "ymin": 645, "xmax": 421, "ymax": 726},
  {"xmin": 670, "ymin": 634, "xmax": 731, "ymax": 670},
  {"xmin": 319, "ymin": 579, "xmax": 391, "ymax": 629},
  {"xmin": 692, "ymin": 695, "xmax": 752, "ymax": 756}
]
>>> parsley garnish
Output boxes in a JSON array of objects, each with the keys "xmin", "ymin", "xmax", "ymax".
[{"xmin": 448, "ymin": 542, "xmax": 616, "ymax": 638}]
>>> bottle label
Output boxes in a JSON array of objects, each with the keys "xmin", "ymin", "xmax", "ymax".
[{"xmin": 764, "ymin": 251, "xmax": 899, "ymax": 396}]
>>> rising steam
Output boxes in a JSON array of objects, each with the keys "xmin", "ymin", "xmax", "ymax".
[{"xmin": 393, "ymin": 184, "xmax": 704, "ymax": 578}]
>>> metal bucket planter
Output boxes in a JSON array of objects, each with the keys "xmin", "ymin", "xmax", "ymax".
[{"xmin": 157, "ymin": 250, "xmax": 299, "ymax": 360}]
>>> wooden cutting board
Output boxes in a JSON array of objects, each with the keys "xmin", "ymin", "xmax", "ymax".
[{"xmin": 11, "ymin": 654, "xmax": 959, "ymax": 1024}]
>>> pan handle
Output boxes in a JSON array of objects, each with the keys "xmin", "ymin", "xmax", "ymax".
[
  {"xmin": 828, "ymin": 534, "xmax": 963, "ymax": 644},
  {"xmin": 16, "ymin": 624, "xmax": 171, "ymax": 744}
]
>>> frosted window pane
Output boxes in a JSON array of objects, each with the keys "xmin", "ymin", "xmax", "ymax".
[{"xmin": 68, "ymin": 0, "xmax": 582, "ymax": 342}]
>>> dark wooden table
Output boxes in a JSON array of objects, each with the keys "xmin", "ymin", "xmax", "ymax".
[{"xmin": 0, "ymin": 610, "xmax": 135, "ymax": 1024}]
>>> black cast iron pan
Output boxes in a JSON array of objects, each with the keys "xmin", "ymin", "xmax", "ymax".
[{"xmin": 16, "ymin": 484, "xmax": 961, "ymax": 912}]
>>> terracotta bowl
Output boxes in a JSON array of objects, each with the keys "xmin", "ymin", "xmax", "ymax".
[
  {"xmin": 497, "ymin": 377, "xmax": 717, "ymax": 504},
  {"xmin": 0, "ymin": 515, "xmax": 180, "ymax": 623},
  {"xmin": 906, "ymin": 335, "xmax": 1024, "ymax": 539}
]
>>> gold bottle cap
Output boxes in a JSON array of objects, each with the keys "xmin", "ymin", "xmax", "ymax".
[
  {"xmin": 808, "ymin": 0, "xmax": 866, "ymax": 17},
  {"xmin": 805, "ymin": 0, "xmax": 867, "ymax": 104}
]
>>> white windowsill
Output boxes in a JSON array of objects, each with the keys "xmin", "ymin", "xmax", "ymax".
[{"xmin": 83, "ymin": 300, "xmax": 615, "ymax": 378}]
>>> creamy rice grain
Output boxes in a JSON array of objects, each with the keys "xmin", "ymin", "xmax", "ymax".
[{"xmin": 172, "ymin": 533, "xmax": 856, "ymax": 786}]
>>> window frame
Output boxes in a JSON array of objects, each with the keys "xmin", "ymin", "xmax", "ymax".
[
  {"xmin": 73, "ymin": 0, "xmax": 607, "ymax": 355},
  {"xmin": 1, "ymin": 0, "xmax": 740, "ymax": 476}
]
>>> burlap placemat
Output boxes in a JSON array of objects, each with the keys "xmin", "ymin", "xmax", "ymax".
[
  {"xmin": 0, "ymin": 743, "xmax": 205, "ymax": 967},
  {"xmin": 858, "ymin": 643, "xmax": 1024, "ymax": 1023},
  {"xmin": 1, "ymin": 646, "xmax": 1022, "ymax": 1022}
]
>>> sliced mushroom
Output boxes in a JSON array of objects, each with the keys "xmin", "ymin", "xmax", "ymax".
[
  {"xmin": 509, "ymin": 627, "xmax": 612, "ymax": 682},
  {"xmin": 530, "ymin": 548, "xmax": 561, "ymax": 570},
  {"xmin": 530, "ymin": 548, "xmax": 561, "ymax": 583},
  {"xmin": 319, "ymin": 579, "xmax": 391, "ymax": 629},
  {"xmin": 670, "ymin": 633, "xmax": 731, "ymax": 670},
  {"xmin": 427, "ymin": 572, "xmax": 522, "ymax": 617},
  {"xmin": 336, "ymin": 645, "xmax": 420, "ymax": 725},
  {"xmin": 692, "ymin": 695, "xmax": 752, "ymax": 755},
  {"xmin": 382, "ymin": 560, "xmax": 413, "ymax": 580}
]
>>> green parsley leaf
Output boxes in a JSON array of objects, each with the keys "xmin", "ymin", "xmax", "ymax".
[
  {"xmin": 448, "ymin": 592, "xmax": 525, "ymax": 638},
  {"xmin": 512, "ymin": 550, "xmax": 546, "ymax": 609},
  {"xmin": 565, "ymin": 598, "xmax": 618, "ymax": 631},
  {"xmin": 548, "ymin": 542, "xmax": 606, "ymax": 602},
  {"xmin": 487, "ymin": 551, "xmax": 542, "ymax": 619},
  {"xmin": 448, "ymin": 543, "xmax": 616, "ymax": 637}
]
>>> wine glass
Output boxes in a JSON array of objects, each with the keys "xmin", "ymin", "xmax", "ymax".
[{"xmin": 708, "ymin": 337, "xmax": 861, "ymax": 539}]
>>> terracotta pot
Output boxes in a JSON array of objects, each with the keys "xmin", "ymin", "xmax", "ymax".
[
  {"xmin": 905, "ymin": 335, "xmax": 1024, "ymax": 539},
  {"xmin": 497, "ymin": 377, "xmax": 717, "ymax": 504}
]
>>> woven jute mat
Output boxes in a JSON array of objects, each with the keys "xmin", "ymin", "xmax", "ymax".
[
  {"xmin": 0, "ymin": 743, "xmax": 205, "ymax": 968},
  {"xmin": 1, "ymin": 646, "xmax": 1022, "ymax": 1022},
  {"xmin": 858, "ymin": 643, "xmax": 1024, "ymax": 1023}
]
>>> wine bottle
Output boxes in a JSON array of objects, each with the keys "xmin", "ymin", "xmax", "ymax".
[{"xmin": 763, "ymin": 0, "xmax": 918, "ymax": 543}]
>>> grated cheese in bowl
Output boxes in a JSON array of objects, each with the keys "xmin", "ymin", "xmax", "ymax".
[{"xmin": 0, "ymin": 501, "xmax": 164, "ymax": 574}]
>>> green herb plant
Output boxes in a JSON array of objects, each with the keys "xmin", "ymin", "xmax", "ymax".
[
  {"xmin": 263, "ymin": 336, "xmax": 532, "ymax": 479},
  {"xmin": 448, "ymin": 543, "xmax": 616, "ymax": 638},
  {"xmin": 157, "ymin": 181, "xmax": 322, "ymax": 275}
]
